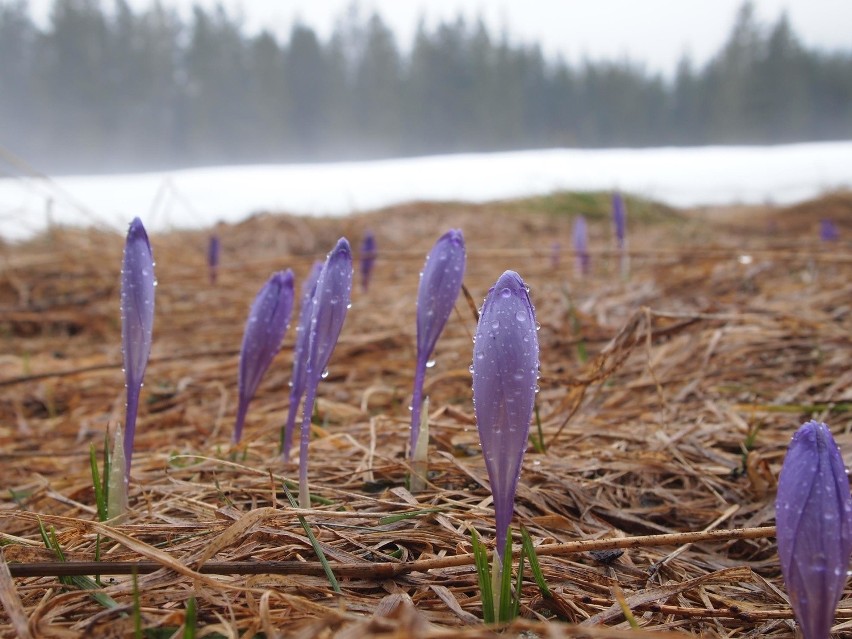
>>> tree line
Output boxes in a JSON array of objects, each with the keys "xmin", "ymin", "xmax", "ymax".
[{"xmin": 1, "ymin": 0, "xmax": 850, "ymax": 173}]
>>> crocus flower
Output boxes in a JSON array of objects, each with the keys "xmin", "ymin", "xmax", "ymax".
[
  {"xmin": 233, "ymin": 270, "xmax": 295, "ymax": 443},
  {"xmin": 360, "ymin": 231, "xmax": 377, "ymax": 292},
  {"xmin": 550, "ymin": 241, "xmax": 561, "ymax": 270},
  {"xmin": 410, "ymin": 229, "xmax": 466, "ymax": 456},
  {"xmin": 208, "ymin": 234, "xmax": 220, "ymax": 284},
  {"xmin": 299, "ymin": 238, "xmax": 353, "ymax": 507},
  {"xmin": 776, "ymin": 420, "xmax": 852, "ymax": 639},
  {"xmin": 820, "ymin": 219, "xmax": 839, "ymax": 242},
  {"xmin": 472, "ymin": 270, "xmax": 539, "ymax": 557},
  {"xmin": 281, "ymin": 261, "xmax": 323, "ymax": 458},
  {"xmin": 572, "ymin": 216, "xmax": 590, "ymax": 277},
  {"xmin": 120, "ymin": 217, "xmax": 155, "ymax": 482},
  {"xmin": 612, "ymin": 192, "xmax": 627, "ymax": 250}
]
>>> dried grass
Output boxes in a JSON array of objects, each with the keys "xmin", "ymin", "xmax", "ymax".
[{"xmin": 0, "ymin": 191, "xmax": 850, "ymax": 637}]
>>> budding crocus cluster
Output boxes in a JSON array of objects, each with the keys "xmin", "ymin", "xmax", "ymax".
[
  {"xmin": 233, "ymin": 270, "xmax": 295, "ymax": 443},
  {"xmin": 120, "ymin": 217, "xmax": 155, "ymax": 483},
  {"xmin": 776, "ymin": 420, "xmax": 852, "ymax": 639},
  {"xmin": 208, "ymin": 234, "xmax": 220, "ymax": 284},
  {"xmin": 572, "ymin": 216, "xmax": 590, "ymax": 277},
  {"xmin": 282, "ymin": 261, "xmax": 323, "ymax": 458},
  {"xmin": 410, "ymin": 229, "xmax": 466, "ymax": 456},
  {"xmin": 298, "ymin": 238, "xmax": 353, "ymax": 507},
  {"xmin": 360, "ymin": 231, "xmax": 377, "ymax": 292},
  {"xmin": 472, "ymin": 270, "xmax": 539, "ymax": 557}
]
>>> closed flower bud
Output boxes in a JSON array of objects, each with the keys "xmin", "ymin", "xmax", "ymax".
[
  {"xmin": 282, "ymin": 261, "xmax": 323, "ymax": 458},
  {"xmin": 234, "ymin": 270, "xmax": 295, "ymax": 443},
  {"xmin": 776, "ymin": 420, "xmax": 852, "ymax": 639},
  {"xmin": 472, "ymin": 270, "xmax": 539, "ymax": 557},
  {"xmin": 572, "ymin": 216, "xmax": 590, "ymax": 277},
  {"xmin": 360, "ymin": 231, "xmax": 377, "ymax": 292},
  {"xmin": 120, "ymin": 217, "xmax": 155, "ymax": 481},
  {"xmin": 410, "ymin": 229, "xmax": 466, "ymax": 455}
]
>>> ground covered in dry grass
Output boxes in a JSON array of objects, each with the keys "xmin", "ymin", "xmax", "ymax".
[{"xmin": 0, "ymin": 191, "xmax": 850, "ymax": 638}]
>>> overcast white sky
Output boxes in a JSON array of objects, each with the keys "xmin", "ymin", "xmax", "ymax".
[{"xmin": 25, "ymin": 0, "xmax": 851, "ymax": 76}]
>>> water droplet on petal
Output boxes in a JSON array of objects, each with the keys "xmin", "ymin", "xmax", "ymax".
[
  {"xmin": 425, "ymin": 359, "xmax": 436, "ymax": 368},
  {"xmin": 500, "ymin": 288, "xmax": 512, "ymax": 298},
  {"xmin": 321, "ymin": 368, "xmax": 330, "ymax": 379},
  {"xmin": 515, "ymin": 310, "xmax": 526, "ymax": 322}
]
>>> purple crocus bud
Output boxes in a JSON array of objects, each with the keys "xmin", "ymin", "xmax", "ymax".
[
  {"xmin": 572, "ymin": 216, "xmax": 590, "ymax": 277},
  {"xmin": 120, "ymin": 217, "xmax": 155, "ymax": 481},
  {"xmin": 208, "ymin": 234, "xmax": 220, "ymax": 284},
  {"xmin": 299, "ymin": 238, "xmax": 353, "ymax": 506},
  {"xmin": 281, "ymin": 261, "xmax": 323, "ymax": 458},
  {"xmin": 233, "ymin": 270, "xmax": 295, "ymax": 443},
  {"xmin": 820, "ymin": 219, "xmax": 839, "ymax": 242},
  {"xmin": 360, "ymin": 231, "xmax": 377, "ymax": 292},
  {"xmin": 776, "ymin": 420, "xmax": 852, "ymax": 639},
  {"xmin": 550, "ymin": 241, "xmax": 561, "ymax": 270},
  {"xmin": 472, "ymin": 270, "xmax": 539, "ymax": 558},
  {"xmin": 612, "ymin": 192, "xmax": 627, "ymax": 250},
  {"xmin": 410, "ymin": 229, "xmax": 466, "ymax": 456}
]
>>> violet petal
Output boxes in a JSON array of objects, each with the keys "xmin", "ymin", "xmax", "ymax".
[
  {"xmin": 472, "ymin": 270, "xmax": 539, "ymax": 557},
  {"xmin": 282, "ymin": 260, "xmax": 323, "ymax": 458},
  {"xmin": 234, "ymin": 270, "xmax": 295, "ymax": 443},
  {"xmin": 120, "ymin": 217, "xmax": 155, "ymax": 478},
  {"xmin": 360, "ymin": 231, "xmax": 377, "ymax": 292},
  {"xmin": 410, "ymin": 229, "xmax": 466, "ymax": 455},
  {"xmin": 776, "ymin": 420, "xmax": 852, "ymax": 639}
]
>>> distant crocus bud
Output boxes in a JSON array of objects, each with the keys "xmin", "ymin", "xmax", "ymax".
[
  {"xmin": 299, "ymin": 238, "xmax": 353, "ymax": 507},
  {"xmin": 820, "ymin": 219, "xmax": 839, "ymax": 242},
  {"xmin": 550, "ymin": 241, "xmax": 560, "ymax": 270},
  {"xmin": 612, "ymin": 192, "xmax": 627, "ymax": 250},
  {"xmin": 410, "ymin": 229, "xmax": 466, "ymax": 456},
  {"xmin": 121, "ymin": 217, "xmax": 155, "ymax": 481},
  {"xmin": 776, "ymin": 420, "xmax": 852, "ymax": 639},
  {"xmin": 233, "ymin": 270, "xmax": 295, "ymax": 443},
  {"xmin": 281, "ymin": 261, "xmax": 323, "ymax": 458},
  {"xmin": 572, "ymin": 216, "xmax": 590, "ymax": 277},
  {"xmin": 360, "ymin": 231, "xmax": 377, "ymax": 292},
  {"xmin": 472, "ymin": 270, "xmax": 539, "ymax": 558},
  {"xmin": 208, "ymin": 235, "xmax": 220, "ymax": 284}
]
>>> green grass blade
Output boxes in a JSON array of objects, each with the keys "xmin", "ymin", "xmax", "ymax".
[
  {"xmin": 183, "ymin": 596, "xmax": 197, "ymax": 639},
  {"xmin": 132, "ymin": 570, "xmax": 142, "ymax": 639},
  {"xmin": 521, "ymin": 527, "xmax": 551, "ymax": 597},
  {"xmin": 90, "ymin": 443, "xmax": 107, "ymax": 522},
  {"xmin": 470, "ymin": 529, "xmax": 494, "ymax": 623},
  {"xmin": 378, "ymin": 508, "xmax": 444, "ymax": 525},
  {"xmin": 513, "ymin": 539, "xmax": 526, "ymax": 620},
  {"xmin": 282, "ymin": 483, "xmax": 341, "ymax": 593},
  {"xmin": 497, "ymin": 534, "xmax": 514, "ymax": 623}
]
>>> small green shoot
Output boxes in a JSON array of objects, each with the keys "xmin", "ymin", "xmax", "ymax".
[
  {"xmin": 282, "ymin": 483, "xmax": 341, "ymax": 593},
  {"xmin": 184, "ymin": 596, "xmax": 197, "ymax": 639},
  {"xmin": 470, "ymin": 528, "xmax": 495, "ymax": 623},
  {"xmin": 132, "ymin": 570, "xmax": 142, "ymax": 639},
  {"xmin": 521, "ymin": 527, "xmax": 551, "ymax": 598},
  {"xmin": 37, "ymin": 518, "xmax": 119, "ymax": 610}
]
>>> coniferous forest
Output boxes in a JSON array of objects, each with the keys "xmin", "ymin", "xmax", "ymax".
[{"xmin": 1, "ymin": 0, "xmax": 851, "ymax": 173}]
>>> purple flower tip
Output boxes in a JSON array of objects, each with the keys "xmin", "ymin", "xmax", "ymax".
[
  {"xmin": 208, "ymin": 235, "xmax": 220, "ymax": 284},
  {"xmin": 572, "ymin": 216, "xmax": 590, "ymax": 276},
  {"xmin": 360, "ymin": 231, "xmax": 377, "ymax": 292},
  {"xmin": 410, "ymin": 229, "xmax": 466, "ymax": 454},
  {"xmin": 776, "ymin": 420, "xmax": 852, "ymax": 639},
  {"xmin": 282, "ymin": 261, "xmax": 324, "ymax": 457},
  {"xmin": 612, "ymin": 192, "xmax": 627, "ymax": 249},
  {"xmin": 121, "ymin": 217, "xmax": 155, "ymax": 477},
  {"xmin": 306, "ymin": 238, "xmax": 353, "ymax": 381},
  {"xmin": 234, "ymin": 269, "xmax": 295, "ymax": 443},
  {"xmin": 472, "ymin": 270, "xmax": 539, "ymax": 557},
  {"xmin": 820, "ymin": 219, "xmax": 839, "ymax": 242}
]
